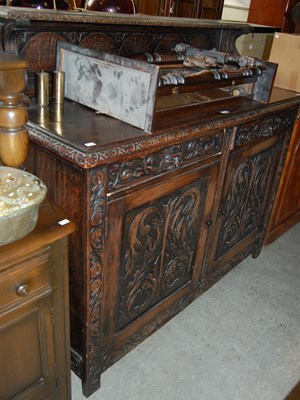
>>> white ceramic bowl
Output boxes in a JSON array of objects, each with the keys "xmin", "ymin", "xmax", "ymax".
[{"xmin": 0, "ymin": 167, "xmax": 47, "ymax": 246}]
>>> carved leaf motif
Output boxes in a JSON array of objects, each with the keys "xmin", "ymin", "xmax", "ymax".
[
  {"xmin": 162, "ymin": 188, "xmax": 201, "ymax": 292},
  {"xmin": 117, "ymin": 181, "xmax": 205, "ymax": 330},
  {"xmin": 118, "ymin": 207, "xmax": 163, "ymax": 326},
  {"xmin": 125, "ymin": 207, "xmax": 163, "ymax": 279},
  {"xmin": 235, "ymin": 110, "xmax": 295, "ymax": 147},
  {"xmin": 216, "ymin": 148, "xmax": 273, "ymax": 258},
  {"xmin": 108, "ymin": 133, "xmax": 222, "ymax": 190}
]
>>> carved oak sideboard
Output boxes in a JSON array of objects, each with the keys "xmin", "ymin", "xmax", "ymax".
[
  {"xmin": 0, "ymin": 7, "xmax": 299, "ymax": 398},
  {"xmin": 23, "ymin": 88, "xmax": 299, "ymax": 397}
]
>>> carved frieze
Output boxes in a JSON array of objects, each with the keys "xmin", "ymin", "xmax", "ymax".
[
  {"xmin": 235, "ymin": 110, "xmax": 296, "ymax": 147},
  {"xmin": 108, "ymin": 132, "xmax": 223, "ymax": 191},
  {"xmin": 1, "ymin": 24, "xmax": 214, "ymax": 73}
]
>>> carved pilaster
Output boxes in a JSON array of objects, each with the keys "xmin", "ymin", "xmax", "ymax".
[{"xmin": 82, "ymin": 168, "xmax": 106, "ymax": 397}]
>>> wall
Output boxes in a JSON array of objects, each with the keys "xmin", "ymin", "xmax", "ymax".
[{"xmin": 222, "ymin": 0, "xmax": 250, "ymax": 21}]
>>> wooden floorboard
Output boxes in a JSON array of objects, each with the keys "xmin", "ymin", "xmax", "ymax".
[{"xmin": 284, "ymin": 381, "xmax": 300, "ymax": 399}]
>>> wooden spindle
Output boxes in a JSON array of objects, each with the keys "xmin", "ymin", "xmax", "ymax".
[{"xmin": 0, "ymin": 52, "xmax": 28, "ymax": 168}]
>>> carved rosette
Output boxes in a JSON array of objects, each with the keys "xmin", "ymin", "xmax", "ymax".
[
  {"xmin": 108, "ymin": 132, "xmax": 223, "ymax": 191},
  {"xmin": 116, "ymin": 182, "xmax": 206, "ymax": 330},
  {"xmin": 21, "ymin": 32, "xmax": 67, "ymax": 71},
  {"xmin": 84, "ymin": 168, "xmax": 106, "ymax": 394},
  {"xmin": 216, "ymin": 148, "xmax": 274, "ymax": 258},
  {"xmin": 79, "ymin": 33, "xmax": 117, "ymax": 54}
]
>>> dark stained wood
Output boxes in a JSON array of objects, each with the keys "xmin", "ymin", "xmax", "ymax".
[
  {"xmin": 137, "ymin": 0, "xmax": 224, "ymax": 18},
  {"xmin": 1, "ymin": 8, "xmax": 298, "ymax": 398},
  {"xmin": 0, "ymin": 199, "xmax": 75, "ymax": 400},
  {"xmin": 284, "ymin": 380, "xmax": 300, "ymax": 399},
  {"xmin": 25, "ymin": 89, "xmax": 300, "ymax": 397},
  {"xmin": 0, "ymin": 7, "xmax": 251, "ymax": 96}
]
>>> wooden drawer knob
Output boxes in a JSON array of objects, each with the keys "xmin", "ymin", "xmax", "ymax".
[{"xmin": 15, "ymin": 283, "xmax": 30, "ymax": 297}]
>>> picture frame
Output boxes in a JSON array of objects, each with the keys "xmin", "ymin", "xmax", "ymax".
[{"xmin": 56, "ymin": 41, "xmax": 159, "ymax": 132}]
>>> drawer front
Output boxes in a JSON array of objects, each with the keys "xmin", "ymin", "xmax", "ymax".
[
  {"xmin": 0, "ymin": 249, "xmax": 51, "ymax": 311},
  {"xmin": 234, "ymin": 109, "xmax": 297, "ymax": 148}
]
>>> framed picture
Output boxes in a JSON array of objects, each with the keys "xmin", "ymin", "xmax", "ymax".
[{"xmin": 56, "ymin": 41, "xmax": 159, "ymax": 132}]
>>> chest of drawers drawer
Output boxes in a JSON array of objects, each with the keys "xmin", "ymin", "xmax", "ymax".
[{"xmin": 0, "ymin": 249, "xmax": 51, "ymax": 312}]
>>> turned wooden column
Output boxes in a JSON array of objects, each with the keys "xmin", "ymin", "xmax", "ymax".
[{"xmin": 0, "ymin": 52, "xmax": 28, "ymax": 168}]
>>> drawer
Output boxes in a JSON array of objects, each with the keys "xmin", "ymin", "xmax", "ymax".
[
  {"xmin": 0, "ymin": 249, "xmax": 51, "ymax": 311},
  {"xmin": 234, "ymin": 109, "xmax": 297, "ymax": 148}
]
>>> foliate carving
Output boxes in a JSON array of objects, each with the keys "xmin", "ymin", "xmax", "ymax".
[
  {"xmin": 235, "ymin": 110, "xmax": 296, "ymax": 147},
  {"xmin": 85, "ymin": 168, "xmax": 106, "ymax": 394},
  {"xmin": 108, "ymin": 132, "xmax": 223, "ymax": 190},
  {"xmin": 200, "ymin": 242, "xmax": 258, "ymax": 291},
  {"xmin": 216, "ymin": 147, "xmax": 274, "ymax": 259},
  {"xmin": 116, "ymin": 182, "xmax": 206, "ymax": 330},
  {"xmin": 71, "ymin": 349, "xmax": 83, "ymax": 378},
  {"xmin": 103, "ymin": 236, "xmax": 260, "ymax": 371},
  {"xmin": 102, "ymin": 291, "xmax": 195, "ymax": 371}
]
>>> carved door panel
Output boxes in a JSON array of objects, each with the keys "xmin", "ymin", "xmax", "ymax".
[
  {"xmin": 103, "ymin": 160, "xmax": 219, "ymax": 364},
  {"xmin": 207, "ymin": 133, "xmax": 283, "ymax": 276}
]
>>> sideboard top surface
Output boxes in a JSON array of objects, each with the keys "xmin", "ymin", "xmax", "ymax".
[{"xmin": 27, "ymin": 88, "xmax": 300, "ymax": 169}]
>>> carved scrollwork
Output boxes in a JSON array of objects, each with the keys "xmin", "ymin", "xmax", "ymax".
[
  {"xmin": 161, "ymin": 188, "xmax": 201, "ymax": 294},
  {"xmin": 108, "ymin": 133, "xmax": 222, "ymax": 191},
  {"xmin": 85, "ymin": 168, "xmax": 106, "ymax": 393},
  {"xmin": 235, "ymin": 110, "xmax": 296, "ymax": 147},
  {"xmin": 102, "ymin": 291, "xmax": 195, "ymax": 371},
  {"xmin": 117, "ymin": 182, "xmax": 205, "ymax": 330},
  {"xmin": 216, "ymin": 147, "xmax": 274, "ymax": 258}
]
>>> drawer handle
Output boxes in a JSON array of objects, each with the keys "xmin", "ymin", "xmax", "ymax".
[{"xmin": 15, "ymin": 283, "xmax": 30, "ymax": 297}]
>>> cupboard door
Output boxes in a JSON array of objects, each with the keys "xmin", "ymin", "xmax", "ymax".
[
  {"xmin": 207, "ymin": 134, "xmax": 283, "ymax": 275},
  {"xmin": 0, "ymin": 296, "xmax": 56, "ymax": 399},
  {"xmin": 103, "ymin": 161, "xmax": 219, "ymax": 363}
]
